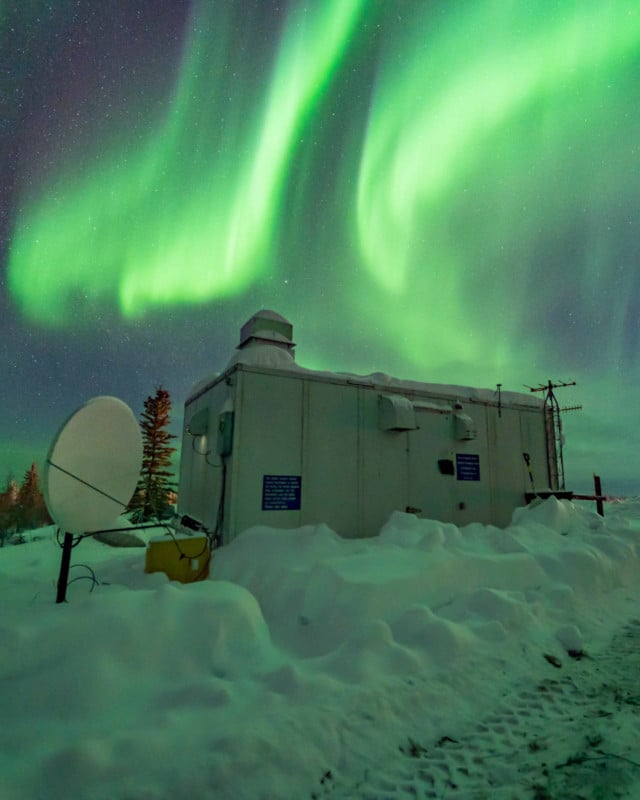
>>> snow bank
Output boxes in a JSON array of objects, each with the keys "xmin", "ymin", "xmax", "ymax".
[{"xmin": 1, "ymin": 498, "xmax": 640, "ymax": 799}]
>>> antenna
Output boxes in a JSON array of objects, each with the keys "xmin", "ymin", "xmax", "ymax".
[
  {"xmin": 528, "ymin": 380, "xmax": 581, "ymax": 490},
  {"xmin": 44, "ymin": 396, "xmax": 142, "ymax": 533},
  {"xmin": 43, "ymin": 396, "xmax": 143, "ymax": 602}
]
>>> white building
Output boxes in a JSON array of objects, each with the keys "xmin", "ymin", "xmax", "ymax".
[{"xmin": 178, "ymin": 311, "xmax": 557, "ymax": 542}]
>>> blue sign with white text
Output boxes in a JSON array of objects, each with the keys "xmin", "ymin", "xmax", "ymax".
[
  {"xmin": 262, "ymin": 475, "xmax": 302, "ymax": 511},
  {"xmin": 456, "ymin": 453, "xmax": 480, "ymax": 481}
]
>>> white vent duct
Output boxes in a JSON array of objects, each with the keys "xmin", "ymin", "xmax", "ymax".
[{"xmin": 379, "ymin": 394, "xmax": 418, "ymax": 431}]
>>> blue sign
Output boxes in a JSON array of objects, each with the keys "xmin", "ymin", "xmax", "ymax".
[
  {"xmin": 456, "ymin": 453, "xmax": 480, "ymax": 481},
  {"xmin": 262, "ymin": 475, "xmax": 302, "ymax": 511}
]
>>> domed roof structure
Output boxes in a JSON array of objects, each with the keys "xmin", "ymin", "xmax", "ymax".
[{"xmin": 238, "ymin": 309, "xmax": 295, "ymax": 352}]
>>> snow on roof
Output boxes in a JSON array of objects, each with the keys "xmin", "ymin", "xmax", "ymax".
[
  {"xmin": 187, "ymin": 312, "xmax": 541, "ymax": 407},
  {"xmin": 187, "ymin": 372, "xmax": 219, "ymax": 398},
  {"xmin": 201, "ymin": 341, "xmax": 543, "ymax": 408},
  {"xmin": 226, "ymin": 341, "xmax": 298, "ymax": 371},
  {"xmin": 247, "ymin": 308, "xmax": 290, "ymax": 323}
]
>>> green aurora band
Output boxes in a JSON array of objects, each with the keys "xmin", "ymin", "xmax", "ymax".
[
  {"xmin": 9, "ymin": 0, "xmax": 366, "ymax": 319},
  {"xmin": 8, "ymin": 0, "xmax": 640, "ymax": 385},
  {"xmin": 360, "ymin": 0, "xmax": 639, "ymax": 377}
]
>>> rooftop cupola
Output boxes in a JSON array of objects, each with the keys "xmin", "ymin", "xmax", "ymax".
[{"xmin": 238, "ymin": 310, "xmax": 295, "ymax": 357}]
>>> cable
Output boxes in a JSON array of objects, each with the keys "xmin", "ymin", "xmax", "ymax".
[
  {"xmin": 205, "ymin": 453, "xmax": 222, "ymax": 468},
  {"xmin": 136, "ymin": 470, "xmax": 217, "ymax": 576},
  {"xmin": 174, "ymin": 458, "xmax": 227, "ymax": 582},
  {"xmin": 212, "ymin": 457, "xmax": 227, "ymax": 548},
  {"xmin": 160, "ymin": 521, "xmax": 211, "ymax": 560},
  {"xmin": 47, "ymin": 459, "xmax": 128, "ymax": 509},
  {"xmin": 55, "ymin": 527, "xmax": 83, "ymax": 548},
  {"xmin": 68, "ymin": 563, "xmax": 100, "ymax": 592},
  {"xmin": 523, "ymin": 452, "xmax": 537, "ymax": 495}
]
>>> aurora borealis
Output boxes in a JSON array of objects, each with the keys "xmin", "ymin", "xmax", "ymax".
[
  {"xmin": 9, "ymin": 0, "xmax": 367, "ymax": 318},
  {"xmin": 2, "ymin": 0, "xmax": 640, "ymax": 494}
]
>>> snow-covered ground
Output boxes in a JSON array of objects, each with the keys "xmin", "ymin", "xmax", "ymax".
[{"xmin": 2, "ymin": 497, "xmax": 640, "ymax": 800}]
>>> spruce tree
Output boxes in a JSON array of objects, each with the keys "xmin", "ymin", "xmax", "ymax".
[
  {"xmin": 15, "ymin": 464, "xmax": 51, "ymax": 531},
  {"xmin": 0, "ymin": 475, "xmax": 19, "ymax": 545},
  {"xmin": 129, "ymin": 386, "xmax": 177, "ymax": 522}
]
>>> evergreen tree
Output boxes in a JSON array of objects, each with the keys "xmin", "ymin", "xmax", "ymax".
[
  {"xmin": 3, "ymin": 475, "xmax": 19, "ymax": 506},
  {"xmin": 129, "ymin": 386, "xmax": 177, "ymax": 522},
  {"xmin": 0, "ymin": 475, "xmax": 19, "ymax": 546},
  {"xmin": 15, "ymin": 464, "xmax": 51, "ymax": 532}
]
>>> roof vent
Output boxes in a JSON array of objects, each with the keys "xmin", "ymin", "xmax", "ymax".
[{"xmin": 238, "ymin": 310, "xmax": 295, "ymax": 354}]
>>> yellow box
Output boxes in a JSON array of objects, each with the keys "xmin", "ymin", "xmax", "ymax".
[{"xmin": 145, "ymin": 535, "xmax": 211, "ymax": 583}]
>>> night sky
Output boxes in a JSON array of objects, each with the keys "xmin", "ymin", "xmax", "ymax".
[{"xmin": 2, "ymin": 0, "xmax": 639, "ymax": 495}]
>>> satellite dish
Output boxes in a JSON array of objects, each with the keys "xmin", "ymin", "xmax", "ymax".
[{"xmin": 43, "ymin": 396, "xmax": 143, "ymax": 534}]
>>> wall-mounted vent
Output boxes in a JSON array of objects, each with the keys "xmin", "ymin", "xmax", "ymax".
[
  {"xmin": 453, "ymin": 412, "xmax": 476, "ymax": 440},
  {"xmin": 187, "ymin": 408, "xmax": 209, "ymax": 436},
  {"xmin": 379, "ymin": 394, "xmax": 418, "ymax": 431}
]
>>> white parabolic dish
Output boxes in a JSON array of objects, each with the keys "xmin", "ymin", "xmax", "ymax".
[{"xmin": 43, "ymin": 396, "xmax": 143, "ymax": 534}]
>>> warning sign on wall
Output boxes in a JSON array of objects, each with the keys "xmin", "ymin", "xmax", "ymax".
[
  {"xmin": 456, "ymin": 453, "xmax": 480, "ymax": 481},
  {"xmin": 262, "ymin": 475, "xmax": 302, "ymax": 510}
]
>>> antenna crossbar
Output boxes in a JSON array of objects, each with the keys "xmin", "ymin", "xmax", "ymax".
[{"xmin": 529, "ymin": 379, "xmax": 576, "ymax": 393}]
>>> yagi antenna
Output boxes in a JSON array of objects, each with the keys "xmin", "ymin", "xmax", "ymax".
[{"xmin": 526, "ymin": 379, "xmax": 580, "ymax": 491}]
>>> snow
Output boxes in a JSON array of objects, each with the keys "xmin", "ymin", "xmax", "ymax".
[
  {"xmin": 226, "ymin": 341, "xmax": 299, "ymax": 371},
  {"xmin": 3, "ymin": 498, "xmax": 640, "ymax": 799},
  {"xmin": 210, "ymin": 343, "xmax": 544, "ymax": 410}
]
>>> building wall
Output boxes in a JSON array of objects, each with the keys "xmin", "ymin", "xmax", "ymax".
[
  {"xmin": 178, "ymin": 380, "xmax": 229, "ymax": 534},
  {"xmin": 179, "ymin": 365, "xmax": 553, "ymax": 540}
]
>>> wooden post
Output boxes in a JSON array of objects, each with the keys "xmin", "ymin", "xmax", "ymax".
[{"xmin": 593, "ymin": 474, "xmax": 604, "ymax": 517}]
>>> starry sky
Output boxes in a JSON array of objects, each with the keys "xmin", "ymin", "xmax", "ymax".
[{"xmin": 2, "ymin": 0, "xmax": 639, "ymax": 496}]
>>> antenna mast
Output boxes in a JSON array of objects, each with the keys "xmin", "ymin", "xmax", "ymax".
[{"xmin": 529, "ymin": 380, "xmax": 581, "ymax": 490}]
